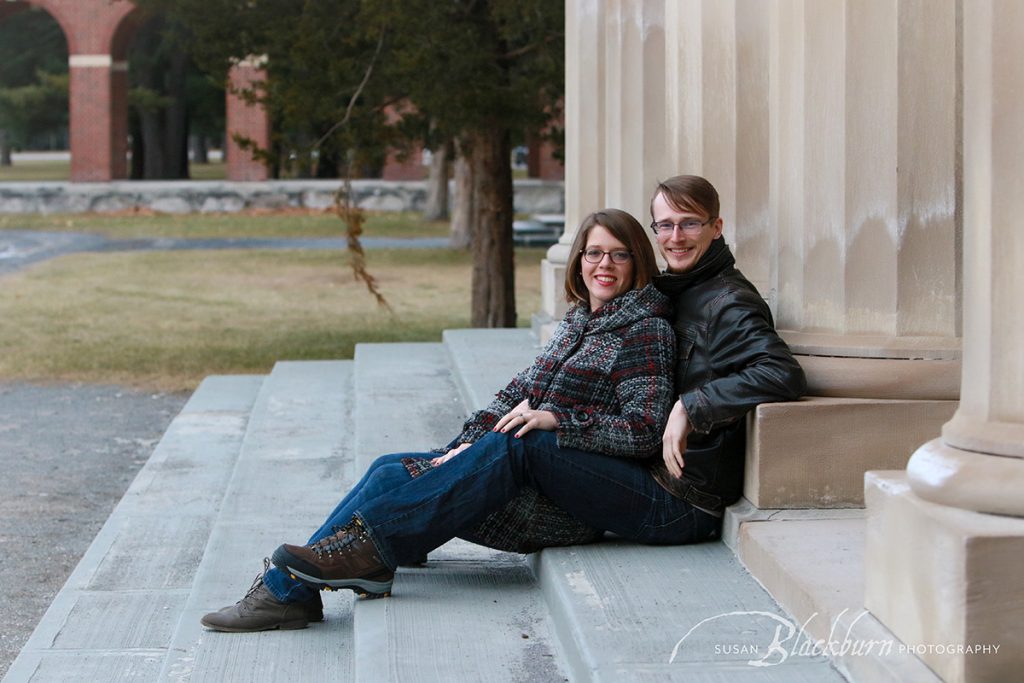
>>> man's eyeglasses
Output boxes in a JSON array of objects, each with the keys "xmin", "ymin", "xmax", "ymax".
[
  {"xmin": 581, "ymin": 248, "xmax": 632, "ymax": 264},
  {"xmin": 650, "ymin": 218, "xmax": 714, "ymax": 235}
]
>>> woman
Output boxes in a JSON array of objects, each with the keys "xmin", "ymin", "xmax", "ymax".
[{"xmin": 201, "ymin": 209, "xmax": 703, "ymax": 633}]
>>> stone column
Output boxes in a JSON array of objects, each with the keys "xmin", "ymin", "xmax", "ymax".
[
  {"xmin": 540, "ymin": 1, "xmax": 669, "ymax": 330},
  {"xmin": 68, "ymin": 55, "xmax": 128, "ymax": 182},
  {"xmin": 226, "ymin": 57, "xmax": 271, "ymax": 182},
  {"xmin": 538, "ymin": 0, "xmax": 608, "ymax": 332},
  {"xmin": 905, "ymin": 0, "xmax": 1024, "ymax": 513},
  {"xmin": 866, "ymin": 2, "xmax": 1024, "ymax": 681},
  {"xmin": 771, "ymin": 0, "xmax": 960, "ymax": 358}
]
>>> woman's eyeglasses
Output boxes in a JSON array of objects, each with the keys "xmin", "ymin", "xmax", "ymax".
[{"xmin": 581, "ymin": 248, "xmax": 632, "ymax": 264}]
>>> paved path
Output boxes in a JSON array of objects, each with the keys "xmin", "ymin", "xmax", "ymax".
[
  {"xmin": 0, "ymin": 383, "xmax": 188, "ymax": 679},
  {"xmin": 0, "ymin": 230, "xmax": 449, "ymax": 277}
]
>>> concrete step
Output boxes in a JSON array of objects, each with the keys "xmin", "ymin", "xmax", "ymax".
[
  {"xmin": 443, "ymin": 327, "xmax": 540, "ymax": 408},
  {"xmin": 3, "ymin": 375, "xmax": 264, "ymax": 683},
  {"xmin": 351, "ymin": 339, "xmax": 568, "ymax": 682},
  {"xmin": 353, "ymin": 343, "xmax": 466, "ymax": 472},
  {"xmin": 444, "ymin": 329, "xmax": 845, "ymax": 681},
  {"xmin": 729, "ymin": 502, "xmax": 941, "ymax": 682},
  {"xmin": 745, "ymin": 397, "xmax": 957, "ymax": 508},
  {"xmin": 159, "ymin": 360, "xmax": 357, "ymax": 682},
  {"xmin": 532, "ymin": 541, "xmax": 846, "ymax": 682}
]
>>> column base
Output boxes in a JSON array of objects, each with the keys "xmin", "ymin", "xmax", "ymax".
[
  {"xmin": 907, "ymin": 438, "xmax": 1024, "ymax": 516},
  {"xmin": 865, "ymin": 471, "xmax": 1024, "ymax": 683}
]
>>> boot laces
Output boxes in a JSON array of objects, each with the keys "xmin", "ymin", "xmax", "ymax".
[
  {"xmin": 240, "ymin": 558, "xmax": 272, "ymax": 603},
  {"xmin": 311, "ymin": 519, "xmax": 365, "ymax": 558}
]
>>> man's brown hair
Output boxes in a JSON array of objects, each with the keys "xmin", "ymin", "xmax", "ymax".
[{"xmin": 650, "ymin": 175, "xmax": 720, "ymax": 220}]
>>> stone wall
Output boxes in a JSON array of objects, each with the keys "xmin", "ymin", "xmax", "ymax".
[{"xmin": 0, "ymin": 179, "xmax": 565, "ymax": 216}]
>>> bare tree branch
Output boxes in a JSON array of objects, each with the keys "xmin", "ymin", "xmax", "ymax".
[{"xmin": 312, "ymin": 30, "xmax": 386, "ymax": 152}]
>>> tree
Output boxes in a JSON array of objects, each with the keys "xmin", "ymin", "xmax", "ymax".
[
  {"xmin": 145, "ymin": 0, "xmax": 564, "ymax": 327},
  {"xmin": 368, "ymin": 0, "xmax": 564, "ymax": 326},
  {"xmin": 126, "ymin": 15, "xmax": 225, "ymax": 180}
]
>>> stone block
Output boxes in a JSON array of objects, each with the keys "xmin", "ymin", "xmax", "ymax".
[
  {"xmin": 745, "ymin": 397, "xmax": 957, "ymax": 508},
  {"xmin": 864, "ymin": 471, "xmax": 1024, "ymax": 683}
]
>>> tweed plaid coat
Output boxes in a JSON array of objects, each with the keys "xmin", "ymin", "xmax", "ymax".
[{"xmin": 411, "ymin": 284, "xmax": 676, "ymax": 553}]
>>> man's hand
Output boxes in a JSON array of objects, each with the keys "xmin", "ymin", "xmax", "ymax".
[
  {"xmin": 431, "ymin": 441, "xmax": 472, "ymax": 466},
  {"xmin": 662, "ymin": 399, "xmax": 692, "ymax": 478}
]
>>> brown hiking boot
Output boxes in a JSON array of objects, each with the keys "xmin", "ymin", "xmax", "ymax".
[
  {"xmin": 271, "ymin": 517, "xmax": 394, "ymax": 598},
  {"xmin": 200, "ymin": 559, "xmax": 324, "ymax": 632}
]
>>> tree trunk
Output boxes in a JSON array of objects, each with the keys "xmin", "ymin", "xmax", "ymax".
[
  {"xmin": 191, "ymin": 135, "xmax": 209, "ymax": 164},
  {"xmin": 164, "ymin": 49, "xmax": 190, "ymax": 179},
  {"xmin": 466, "ymin": 127, "xmax": 516, "ymax": 328},
  {"xmin": 0, "ymin": 129, "xmax": 11, "ymax": 167},
  {"xmin": 129, "ymin": 111, "xmax": 145, "ymax": 179},
  {"xmin": 423, "ymin": 140, "xmax": 451, "ymax": 221},
  {"xmin": 450, "ymin": 138, "xmax": 474, "ymax": 249}
]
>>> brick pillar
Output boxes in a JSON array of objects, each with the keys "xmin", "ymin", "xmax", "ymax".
[
  {"xmin": 68, "ymin": 55, "xmax": 128, "ymax": 182},
  {"xmin": 226, "ymin": 57, "xmax": 271, "ymax": 182},
  {"xmin": 380, "ymin": 103, "xmax": 426, "ymax": 180}
]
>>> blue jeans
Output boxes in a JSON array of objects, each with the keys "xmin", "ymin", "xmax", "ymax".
[
  {"xmin": 262, "ymin": 452, "xmax": 416, "ymax": 602},
  {"xmin": 264, "ymin": 430, "xmax": 719, "ymax": 602}
]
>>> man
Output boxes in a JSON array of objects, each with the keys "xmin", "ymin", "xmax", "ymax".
[{"xmin": 649, "ymin": 174, "xmax": 806, "ymax": 516}]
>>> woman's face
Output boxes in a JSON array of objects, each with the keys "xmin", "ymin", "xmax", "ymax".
[{"xmin": 581, "ymin": 224, "xmax": 634, "ymax": 311}]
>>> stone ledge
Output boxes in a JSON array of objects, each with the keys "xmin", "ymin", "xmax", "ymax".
[
  {"xmin": 745, "ymin": 397, "xmax": 957, "ymax": 508},
  {"xmin": 0, "ymin": 179, "xmax": 564, "ymax": 215}
]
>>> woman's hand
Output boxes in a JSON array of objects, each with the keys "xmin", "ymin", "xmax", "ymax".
[
  {"xmin": 494, "ymin": 399, "xmax": 560, "ymax": 438},
  {"xmin": 662, "ymin": 399, "xmax": 692, "ymax": 478},
  {"xmin": 431, "ymin": 442, "xmax": 472, "ymax": 466}
]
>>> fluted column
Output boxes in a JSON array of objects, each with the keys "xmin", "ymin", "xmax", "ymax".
[
  {"xmin": 541, "ymin": 0, "xmax": 666, "ymax": 328},
  {"xmin": 866, "ymin": 6, "xmax": 1024, "ymax": 682},
  {"xmin": 906, "ymin": 0, "xmax": 1024, "ymax": 516},
  {"xmin": 770, "ymin": 0, "xmax": 961, "ymax": 398}
]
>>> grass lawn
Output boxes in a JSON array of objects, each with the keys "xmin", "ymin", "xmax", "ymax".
[
  {"xmin": 0, "ymin": 247, "xmax": 545, "ymax": 391},
  {"xmin": 0, "ymin": 160, "xmax": 227, "ymax": 182},
  {"xmin": 0, "ymin": 209, "xmax": 451, "ymax": 240}
]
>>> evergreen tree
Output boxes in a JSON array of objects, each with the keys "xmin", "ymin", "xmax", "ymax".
[{"xmin": 146, "ymin": 0, "xmax": 564, "ymax": 327}]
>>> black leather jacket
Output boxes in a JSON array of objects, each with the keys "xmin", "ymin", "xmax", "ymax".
[{"xmin": 652, "ymin": 239, "xmax": 806, "ymax": 512}]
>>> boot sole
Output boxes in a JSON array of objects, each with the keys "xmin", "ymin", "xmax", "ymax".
[
  {"xmin": 271, "ymin": 546, "xmax": 393, "ymax": 598},
  {"xmin": 282, "ymin": 566, "xmax": 392, "ymax": 599},
  {"xmin": 200, "ymin": 616, "xmax": 310, "ymax": 632}
]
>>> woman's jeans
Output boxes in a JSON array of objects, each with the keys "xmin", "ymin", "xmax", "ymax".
[{"xmin": 263, "ymin": 430, "xmax": 720, "ymax": 603}]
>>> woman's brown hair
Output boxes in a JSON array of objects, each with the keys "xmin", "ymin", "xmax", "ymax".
[{"xmin": 564, "ymin": 209, "xmax": 660, "ymax": 306}]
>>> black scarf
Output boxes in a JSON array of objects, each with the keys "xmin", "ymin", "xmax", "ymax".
[{"xmin": 653, "ymin": 237, "xmax": 735, "ymax": 296}]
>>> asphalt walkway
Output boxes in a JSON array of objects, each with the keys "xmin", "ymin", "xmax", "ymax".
[
  {"xmin": 0, "ymin": 383, "xmax": 188, "ymax": 679},
  {"xmin": 0, "ymin": 230, "xmax": 449, "ymax": 278}
]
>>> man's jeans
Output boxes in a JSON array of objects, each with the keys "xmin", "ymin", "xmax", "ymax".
[{"xmin": 264, "ymin": 430, "xmax": 719, "ymax": 603}]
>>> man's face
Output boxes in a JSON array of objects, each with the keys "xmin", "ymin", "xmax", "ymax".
[{"xmin": 652, "ymin": 192, "xmax": 723, "ymax": 274}]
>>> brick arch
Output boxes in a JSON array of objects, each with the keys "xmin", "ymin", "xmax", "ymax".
[
  {"xmin": 2, "ymin": 0, "xmax": 269, "ymax": 182},
  {"xmin": 0, "ymin": 0, "xmax": 140, "ymax": 180}
]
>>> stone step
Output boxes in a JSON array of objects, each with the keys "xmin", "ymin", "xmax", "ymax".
[
  {"xmin": 351, "ymin": 339, "xmax": 568, "ymax": 682},
  {"xmin": 731, "ymin": 504, "xmax": 941, "ymax": 682},
  {"xmin": 353, "ymin": 343, "xmax": 467, "ymax": 472},
  {"xmin": 3, "ymin": 375, "xmax": 264, "ymax": 683},
  {"xmin": 745, "ymin": 397, "xmax": 957, "ymax": 508},
  {"xmin": 443, "ymin": 327, "xmax": 540, "ymax": 408},
  {"xmin": 532, "ymin": 541, "xmax": 847, "ymax": 682},
  {"xmin": 444, "ymin": 329, "xmax": 845, "ymax": 681},
  {"xmin": 159, "ymin": 360, "xmax": 357, "ymax": 682}
]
